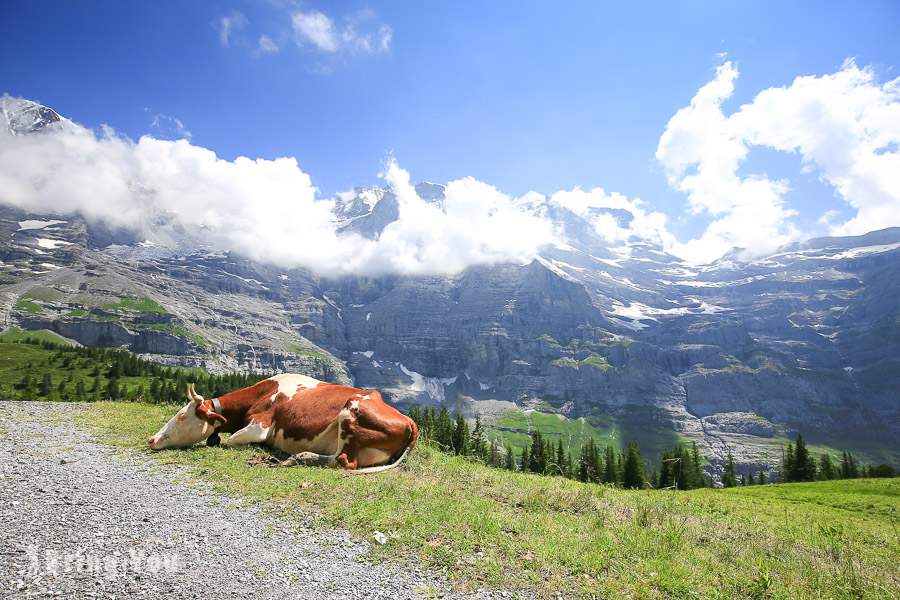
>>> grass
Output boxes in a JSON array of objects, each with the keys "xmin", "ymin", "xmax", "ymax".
[
  {"xmin": 0, "ymin": 327, "xmax": 74, "ymax": 346},
  {"xmin": 579, "ymin": 355, "xmax": 613, "ymax": 370},
  {"xmin": 0, "ymin": 341, "xmax": 214, "ymax": 403},
  {"xmin": 99, "ymin": 296, "xmax": 169, "ymax": 314},
  {"xmin": 15, "ymin": 300, "xmax": 44, "ymax": 314},
  {"xmin": 21, "ymin": 287, "xmax": 64, "ymax": 302},
  {"xmin": 135, "ymin": 322, "xmax": 210, "ymax": 346},
  {"xmin": 71, "ymin": 401, "xmax": 900, "ymax": 599},
  {"xmin": 289, "ymin": 344, "xmax": 328, "ymax": 359},
  {"xmin": 495, "ymin": 407, "xmax": 688, "ymax": 465}
]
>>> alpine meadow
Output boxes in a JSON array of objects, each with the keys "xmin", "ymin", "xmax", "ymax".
[{"xmin": 1, "ymin": 2, "xmax": 899, "ymax": 599}]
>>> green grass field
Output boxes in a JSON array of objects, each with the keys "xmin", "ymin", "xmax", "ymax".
[
  {"xmin": 0, "ymin": 327, "xmax": 75, "ymax": 345},
  {"xmin": 0, "ymin": 339, "xmax": 164, "ymax": 401},
  {"xmin": 62, "ymin": 401, "xmax": 900, "ymax": 600},
  {"xmin": 495, "ymin": 406, "xmax": 689, "ymax": 465}
]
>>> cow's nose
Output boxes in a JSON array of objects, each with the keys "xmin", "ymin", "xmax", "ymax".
[{"xmin": 147, "ymin": 436, "xmax": 157, "ymax": 448}]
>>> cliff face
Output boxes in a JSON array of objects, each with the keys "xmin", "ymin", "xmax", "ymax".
[{"xmin": 1, "ymin": 192, "xmax": 898, "ymax": 478}]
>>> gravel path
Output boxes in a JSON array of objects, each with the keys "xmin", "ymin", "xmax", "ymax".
[{"xmin": 0, "ymin": 401, "xmax": 522, "ymax": 600}]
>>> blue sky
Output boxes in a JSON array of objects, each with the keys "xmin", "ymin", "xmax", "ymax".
[{"xmin": 2, "ymin": 1, "xmax": 899, "ymax": 269}]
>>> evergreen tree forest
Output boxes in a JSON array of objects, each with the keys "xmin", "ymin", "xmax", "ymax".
[
  {"xmin": 408, "ymin": 404, "xmax": 712, "ymax": 490},
  {"xmin": 3, "ymin": 338, "xmax": 270, "ymax": 404},
  {"xmin": 406, "ymin": 404, "xmax": 896, "ymax": 490},
  {"xmin": 774, "ymin": 432, "xmax": 894, "ymax": 481}
]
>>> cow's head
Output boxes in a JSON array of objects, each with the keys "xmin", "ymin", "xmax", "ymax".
[{"xmin": 147, "ymin": 384, "xmax": 227, "ymax": 450}]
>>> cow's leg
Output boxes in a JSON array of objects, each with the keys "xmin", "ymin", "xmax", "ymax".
[
  {"xmin": 281, "ymin": 451, "xmax": 339, "ymax": 468},
  {"xmin": 226, "ymin": 421, "xmax": 271, "ymax": 447}
]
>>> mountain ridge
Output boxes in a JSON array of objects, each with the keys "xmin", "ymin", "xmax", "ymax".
[{"xmin": 1, "ymin": 97, "xmax": 897, "ymax": 480}]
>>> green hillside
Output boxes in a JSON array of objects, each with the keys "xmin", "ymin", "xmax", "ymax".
[
  {"xmin": 0, "ymin": 337, "xmax": 268, "ymax": 404},
  {"xmin": 495, "ymin": 405, "xmax": 693, "ymax": 467},
  {"xmin": 59, "ymin": 401, "xmax": 900, "ymax": 600},
  {"xmin": 2, "ymin": 337, "xmax": 897, "ymax": 597}
]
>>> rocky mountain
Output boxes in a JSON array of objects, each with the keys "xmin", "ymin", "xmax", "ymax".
[
  {"xmin": 1, "ymin": 97, "xmax": 898, "ymax": 480},
  {"xmin": 1, "ymin": 95, "xmax": 69, "ymax": 136}
]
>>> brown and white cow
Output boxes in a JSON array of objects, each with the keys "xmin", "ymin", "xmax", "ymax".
[{"xmin": 147, "ymin": 374, "xmax": 417, "ymax": 473}]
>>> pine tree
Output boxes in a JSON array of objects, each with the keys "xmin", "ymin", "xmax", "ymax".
[
  {"xmin": 758, "ymin": 470, "xmax": 767, "ymax": 485},
  {"xmin": 748, "ymin": 471, "xmax": 755, "ymax": 485},
  {"xmin": 588, "ymin": 440, "xmax": 602, "ymax": 483},
  {"xmin": 40, "ymin": 373, "xmax": 53, "ymax": 397},
  {"xmin": 504, "ymin": 444, "xmax": 517, "ymax": 471},
  {"xmin": 603, "ymin": 445, "xmax": 618, "ymax": 485},
  {"xmin": 106, "ymin": 377, "xmax": 120, "ymax": 400},
  {"xmin": 578, "ymin": 446, "xmax": 589, "ymax": 482},
  {"xmin": 621, "ymin": 441, "xmax": 647, "ymax": 489},
  {"xmin": 849, "ymin": 454, "xmax": 859, "ymax": 479},
  {"xmin": 840, "ymin": 452, "xmax": 859, "ymax": 479},
  {"xmin": 658, "ymin": 448, "xmax": 674, "ymax": 489},
  {"xmin": 452, "ymin": 413, "xmax": 469, "ymax": 456},
  {"xmin": 721, "ymin": 451, "xmax": 738, "ymax": 488},
  {"xmin": 434, "ymin": 407, "xmax": 453, "ymax": 451},
  {"xmin": 691, "ymin": 442, "xmax": 706, "ymax": 488},
  {"xmin": 579, "ymin": 438, "xmax": 600, "ymax": 483},
  {"xmin": 792, "ymin": 433, "xmax": 816, "ymax": 482},
  {"xmin": 108, "ymin": 359, "xmax": 122, "ymax": 379},
  {"xmin": 470, "ymin": 417, "xmax": 488, "ymax": 460},
  {"xmin": 780, "ymin": 443, "xmax": 795, "ymax": 482},
  {"xmin": 75, "ymin": 379, "xmax": 86, "ymax": 402},
  {"xmin": 488, "ymin": 434, "xmax": 500, "ymax": 467},
  {"xmin": 528, "ymin": 430, "xmax": 547, "ymax": 474},
  {"xmin": 421, "ymin": 407, "xmax": 435, "ymax": 439},
  {"xmin": 818, "ymin": 453, "xmax": 838, "ymax": 480},
  {"xmin": 520, "ymin": 445, "xmax": 530, "ymax": 473},
  {"xmin": 554, "ymin": 439, "xmax": 566, "ymax": 477},
  {"xmin": 663, "ymin": 444, "xmax": 700, "ymax": 490},
  {"xmin": 408, "ymin": 405, "xmax": 422, "ymax": 429}
]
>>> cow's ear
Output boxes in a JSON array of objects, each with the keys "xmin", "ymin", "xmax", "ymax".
[{"xmin": 197, "ymin": 401, "xmax": 227, "ymax": 427}]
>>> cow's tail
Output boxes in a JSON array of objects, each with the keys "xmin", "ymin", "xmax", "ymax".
[{"xmin": 347, "ymin": 418, "xmax": 418, "ymax": 475}]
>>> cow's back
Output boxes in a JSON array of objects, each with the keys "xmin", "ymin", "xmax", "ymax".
[{"xmin": 273, "ymin": 385, "xmax": 354, "ymax": 437}]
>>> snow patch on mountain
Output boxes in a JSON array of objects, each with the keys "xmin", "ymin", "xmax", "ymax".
[
  {"xmin": 36, "ymin": 238, "xmax": 72, "ymax": 249},
  {"xmin": 18, "ymin": 219, "xmax": 67, "ymax": 231},
  {"xmin": 398, "ymin": 362, "xmax": 447, "ymax": 404}
]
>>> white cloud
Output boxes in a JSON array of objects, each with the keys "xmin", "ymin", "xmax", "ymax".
[
  {"xmin": 657, "ymin": 60, "xmax": 900, "ymax": 263},
  {"xmin": 292, "ymin": 10, "xmax": 339, "ymax": 53},
  {"xmin": 256, "ymin": 35, "xmax": 279, "ymax": 55},
  {"xmin": 0, "ymin": 112, "xmax": 553, "ymax": 277},
  {"xmin": 656, "ymin": 62, "xmax": 799, "ymax": 262},
  {"xmin": 217, "ymin": 11, "xmax": 247, "ymax": 47},
  {"xmin": 548, "ymin": 187, "xmax": 672, "ymax": 247},
  {"xmin": 732, "ymin": 59, "xmax": 900, "ymax": 238},
  {"xmin": 148, "ymin": 112, "xmax": 191, "ymax": 141},
  {"xmin": 337, "ymin": 160, "xmax": 556, "ymax": 275},
  {"xmin": 292, "ymin": 8, "xmax": 391, "ymax": 54}
]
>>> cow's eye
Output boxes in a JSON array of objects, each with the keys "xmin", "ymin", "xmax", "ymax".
[{"xmin": 177, "ymin": 413, "xmax": 187, "ymax": 422}]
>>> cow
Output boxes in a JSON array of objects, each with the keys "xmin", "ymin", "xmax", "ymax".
[{"xmin": 147, "ymin": 374, "xmax": 418, "ymax": 473}]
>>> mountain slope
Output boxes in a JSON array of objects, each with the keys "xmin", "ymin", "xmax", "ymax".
[{"xmin": 1, "ymin": 97, "xmax": 897, "ymax": 478}]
